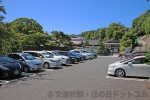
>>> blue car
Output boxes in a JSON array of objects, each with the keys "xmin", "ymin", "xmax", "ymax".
[{"xmin": 0, "ymin": 55, "xmax": 22, "ymax": 79}]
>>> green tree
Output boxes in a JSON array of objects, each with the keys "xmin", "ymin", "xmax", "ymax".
[
  {"xmin": 89, "ymin": 47, "xmax": 94, "ymax": 52},
  {"xmin": 0, "ymin": 22, "xmax": 12, "ymax": 54},
  {"xmin": 83, "ymin": 39, "xmax": 89, "ymax": 46},
  {"xmin": 120, "ymin": 31, "xmax": 136, "ymax": 51},
  {"xmin": 145, "ymin": 50, "xmax": 150, "ymax": 65},
  {"xmin": 51, "ymin": 31, "xmax": 71, "ymax": 46},
  {"xmin": 23, "ymin": 32, "xmax": 51, "ymax": 46},
  {"xmin": 97, "ymin": 28, "xmax": 107, "ymax": 40},
  {"xmin": 105, "ymin": 22, "xmax": 127, "ymax": 41},
  {"xmin": 144, "ymin": 17, "xmax": 150, "ymax": 34},
  {"xmin": 105, "ymin": 23, "xmax": 119, "ymax": 40},
  {"xmin": 0, "ymin": 0, "xmax": 6, "ymax": 22},
  {"xmin": 132, "ymin": 9, "xmax": 150, "ymax": 36},
  {"xmin": 10, "ymin": 17, "xmax": 43, "ymax": 34},
  {"xmin": 97, "ymin": 40, "xmax": 105, "ymax": 54}
]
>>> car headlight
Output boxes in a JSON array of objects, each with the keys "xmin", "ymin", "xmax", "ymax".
[
  {"xmin": 71, "ymin": 58, "xmax": 75, "ymax": 59},
  {"xmin": 0, "ymin": 65, "xmax": 9, "ymax": 70},
  {"xmin": 27, "ymin": 62, "xmax": 35, "ymax": 66},
  {"xmin": 50, "ymin": 59, "xmax": 56, "ymax": 62},
  {"xmin": 110, "ymin": 65, "xmax": 115, "ymax": 68}
]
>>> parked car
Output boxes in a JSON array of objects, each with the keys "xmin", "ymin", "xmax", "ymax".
[
  {"xmin": 0, "ymin": 55, "xmax": 22, "ymax": 78},
  {"xmin": 44, "ymin": 51, "xmax": 70, "ymax": 65},
  {"xmin": 70, "ymin": 51, "xmax": 85, "ymax": 61},
  {"xmin": 57, "ymin": 51, "xmax": 77, "ymax": 64},
  {"xmin": 8, "ymin": 53, "xmax": 43, "ymax": 73},
  {"xmin": 70, "ymin": 50, "xmax": 91, "ymax": 60},
  {"xmin": 23, "ymin": 51, "xmax": 61, "ymax": 69},
  {"xmin": 70, "ymin": 52, "xmax": 82, "ymax": 62},
  {"xmin": 89, "ymin": 51, "xmax": 97, "ymax": 58},
  {"xmin": 120, "ymin": 52, "xmax": 144, "ymax": 60},
  {"xmin": 81, "ymin": 50, "xmax": 95, "ymax": 59},
  {"xmin": 108, "ymin": 56, "xmax": 150, "ymax": 77},
  {"xmin": 70, "ymin": 50, "xmax": 86, "ymax": 60}
]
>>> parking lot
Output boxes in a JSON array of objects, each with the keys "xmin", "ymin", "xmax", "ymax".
[{"xmin": 0, "ymin": 56, "xmax": 150, "ymax": 100}]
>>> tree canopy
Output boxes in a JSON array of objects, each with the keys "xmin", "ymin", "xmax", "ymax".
[
  {"xmin": 0, "ymin": 0, "xmax": 150, "ymax": 54},
  {"xmin": 0, "ymin": 0, "xmax": 6, "ymax": 21},
  {"xmin": 10, "ymin": 17, "xmax": 43, "ymax": 34}
]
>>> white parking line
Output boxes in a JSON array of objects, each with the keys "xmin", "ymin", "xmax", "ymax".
[
  {"xmin": 0, "ymin": 80, "xmax": 10, "ymax": 84},
  {"xmin": 106, "ymin": 76, "xmax": 147, "ymax": 81}
]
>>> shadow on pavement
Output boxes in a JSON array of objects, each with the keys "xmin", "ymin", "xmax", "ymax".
[
  {"xmin": 73, "ymin": 62, "xmax": 79, "ymax": 64},
  {"xmin": 65, "ymin": 64, "xmax": 73, "ymax": 67},
  {"xmin": 52, "ymin": 67, "xmax": 63, "ymax": 70},
  {"xmin": 111, "ymin": 75, "xmax": 149, "ymax": 79},
  {"xmin": 79, "ymin": 61, "xmax": 85, "ymax": 63},
  {"xmin": 125, "ymin": 76, "xmax": 149, "ymax": 79}
]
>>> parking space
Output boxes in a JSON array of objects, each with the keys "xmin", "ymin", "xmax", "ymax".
[
  {"xmin": 1, "ymin": 56, "xmax": 150, "ymax": 100},
  {"xmin": 0, "ymin": 59, "xmax": 93, "ymax": 86}
]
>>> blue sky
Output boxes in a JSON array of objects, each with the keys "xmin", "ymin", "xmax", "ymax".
[{"xmin": 2, "ymin": 0, "xmax": 150, "ymax": 34}]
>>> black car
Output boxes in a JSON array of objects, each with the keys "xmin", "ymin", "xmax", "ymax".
[
  {"xmin": 71, "ymin": 51, "xmax": 86, "ymax": 60},
  {"xmin": 70, "ymin": 52, "xmax": 83, "ymax": 62},
  {"xmin": 57, "ymin": 51, "xmax": 77, "ymax": 64},
  {"xmin": 0, "ymin": 55, "xmax": 22, "ymax": 79}
]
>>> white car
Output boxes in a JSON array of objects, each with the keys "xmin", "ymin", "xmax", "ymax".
[
  {"xmin": 23, "ymin": 51, "xmax": 61, "ymax": 69},
  {"xmin": 108, "ymin": 56, "xmax": 150, "ymax": 77},
  {"xmin": 70, "ymin": 50, "xmax": 91, "ymax": 60},
  {"xmin": 44, "ymin": 51, "xmax": 70, "ymax": 65}
]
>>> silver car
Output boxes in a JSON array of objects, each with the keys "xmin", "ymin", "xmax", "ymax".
[
  {"xmin": 23, "ymin": 51, "xmax": 61, "ymax": 69},
  {"xmin": 70, "ymin": 50, "xmax": 91, "ymax": 60},
  {"xmin": 108, "ymin": 56, "xmax": 150, "ymax": 77},
  {"xmin": 44, "ymin": 51, "xmax": 70, "ymax": 65},
  {"xmin": 8, "ymin": 53, "xmax": 43, "ymax": 73}
]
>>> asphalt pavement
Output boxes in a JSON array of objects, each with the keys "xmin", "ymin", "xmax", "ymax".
[{"xmin": 0, "ymin": 57, "xmax": 150, "ymax": 100}]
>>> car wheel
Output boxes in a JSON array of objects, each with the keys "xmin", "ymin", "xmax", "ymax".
[
  {"xmin": 23, "ymin": 66, "xmax": 30, "ymax": 73},
  {"xmin": 44, "ymin": 62, "xmax": 50, "ymax": 69},
  {"xmin": 115, "ymin": 69, "xmax": 125, "ymax": 77},
  {"xmin": 81, "ymin": 57, "xmax": 84, "ymax": 61}
]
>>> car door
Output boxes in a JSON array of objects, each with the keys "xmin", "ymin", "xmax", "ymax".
[
  {"xmin": 14, "ymin": 54, "xmax": 25, "ymax": 67},
  {"xmin": 143, "ymin": 58, "xmax": 150, "ymax": 76},
  {"xmin": 125, "ymin": 58, "xmax": 144, "ymax": 76},
  {"xmin": 34, "ymin": 53, "xmax": 44, "ymax": 63}
]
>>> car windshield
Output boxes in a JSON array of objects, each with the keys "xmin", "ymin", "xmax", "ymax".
[
  {"xmin": 0, "ymin": 56, "xmax": 15, "ymax": 64},
  {"xmin": 42, "ymin": 52, "xmax": 53, "ymax": 58},
  {"xmin": 82, "ymin": 51, "xmax": 88, "ymax": 53},
  {"xmin": 120, "ymin": 59, "xmax": 131, "ymax": 63},
  {"xmin": 73, "ymin": 51, "xmax": 80, "ymax": 53},
  {"xmin": 72, "ymin": 51, "xmax": 79, "ymax": 55},
  {"xmin": 70, "ymin": 52, "xmax": 77, "ymax": 56},
  {"xmin": 22, "ymin": 53, "xmax": 36, "ymax": 60},
  {"xmin": 66, "ymin": 52, "xmax": 72, "ymax": 56},
  {"xmin": 52, "ymin": 52, "xmax": 62, "ymax": 56}
]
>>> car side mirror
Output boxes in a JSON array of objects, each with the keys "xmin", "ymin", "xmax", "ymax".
[
  {"xmin": 40, "ymin": 56, "xmax": 43, "ymax": 58},
  {"xmin": 128, "ymin": 62, "xmax": 132, "ymax": 65},
  {"xmin": 19, "ymin": 59, "xmax": 23, "ymax": 61}
]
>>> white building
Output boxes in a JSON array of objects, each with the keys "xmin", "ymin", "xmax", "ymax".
[{"xmin": 70, "ymin": 35, "xmax": 84, "ymax": 46}]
